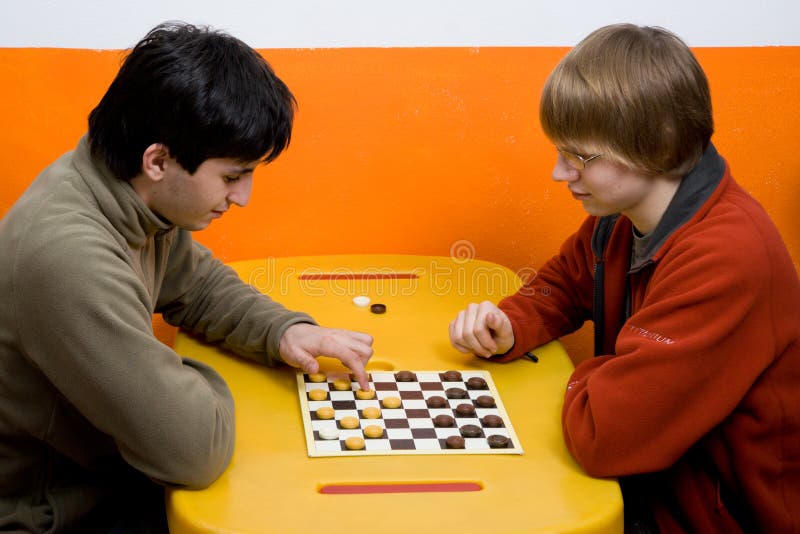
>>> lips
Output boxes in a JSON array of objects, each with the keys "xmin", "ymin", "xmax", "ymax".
[{"xmin": 570, "ymin": 189, "xmax": 591, "ymax": 200}]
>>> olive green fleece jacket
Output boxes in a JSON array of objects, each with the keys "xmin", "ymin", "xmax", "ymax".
[{"xmin": 0, "ymin": 136, "xmax": 316, "ymax": 532}]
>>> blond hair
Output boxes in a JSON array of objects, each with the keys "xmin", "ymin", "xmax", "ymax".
[{"xmin": 540, "ymin": 24, "xmax": 713, "ymax": 176}]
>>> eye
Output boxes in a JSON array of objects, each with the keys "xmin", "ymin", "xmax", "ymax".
[{"xmin": 223, "ymin": 175, "xmax": 241, "ymax": 184}]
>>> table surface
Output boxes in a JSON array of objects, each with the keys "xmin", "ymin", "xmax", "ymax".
[{"xmin": 166, "ymin": 255, "xmax": 622, "ymax": 533}]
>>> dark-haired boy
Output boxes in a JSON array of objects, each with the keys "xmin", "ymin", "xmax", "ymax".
[
  {"xmin": 0, "ymin": 22, "xmax": 372, "ymax": 532},
  {"xmin": 449, "ymin": 24, "xmax": 799, "ymax": 533}
]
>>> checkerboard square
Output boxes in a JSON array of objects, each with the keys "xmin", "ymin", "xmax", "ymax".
[
  {"xmin": 384, "ymin": 419, "xmax": 410, "ymax": 429},
  {"xmin": 385, "ymin": 428, "xmax": 413, "ymax": 440}
]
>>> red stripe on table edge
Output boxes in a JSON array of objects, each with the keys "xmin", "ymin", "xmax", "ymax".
[
  {"xmin": 298, "ymin": 273, "xmax": 419, "ymax": 280},
  {"xmin": 319, "ymin": 482, "xmax": 482, "ymax": 494}
]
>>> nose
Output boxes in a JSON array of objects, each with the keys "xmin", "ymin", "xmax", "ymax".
[
  {"xmin": 227, "ymin": 175, "xmax": 253, "ymax": 207},
  {"xmin": 552, "ymin": 155, "xmax": 580, "ymax": 183}
]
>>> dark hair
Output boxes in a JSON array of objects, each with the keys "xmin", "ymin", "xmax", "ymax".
[
  {"xmin": 88, "ymin": 22, "xmax": 296, "ymax": 181},
  {"xmin": 540, "ymin": 24, "xmax": 713, "ymax": 176}
]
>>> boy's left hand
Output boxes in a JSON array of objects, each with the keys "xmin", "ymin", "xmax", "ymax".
[{"xmin": 279, "ymin": 324, "xmax": 373, "ymax": 390}]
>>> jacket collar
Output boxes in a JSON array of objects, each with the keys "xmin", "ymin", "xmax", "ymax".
[
  {"xmin": 634, "ymin": 142, "xmax": 726, "ymax": 270},
  {"xmin": 591, "ymin": 143, "xmax": 727, "ymax": 269},
  {"xmin": 71, "ymin": 135, "xmax": 173, "ymax": 248}
]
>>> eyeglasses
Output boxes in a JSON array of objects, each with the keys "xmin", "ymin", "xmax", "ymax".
[{"xmin": 557, "ymin": 148, "xmax": 602, "ymax": 170}]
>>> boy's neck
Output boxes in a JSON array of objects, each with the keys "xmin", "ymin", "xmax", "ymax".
[{"xmin": 626, "ymin": 174, "xmax": 683, "ymax": 235}]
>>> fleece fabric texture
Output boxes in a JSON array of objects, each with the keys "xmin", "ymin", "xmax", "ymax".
[
  {"xmin": 496, "ymin": 145, "xmax": 800, "ymax": 533},
  {"xmin": 0, "ymin": 136, "xmax": 315, "ymax": 532}
]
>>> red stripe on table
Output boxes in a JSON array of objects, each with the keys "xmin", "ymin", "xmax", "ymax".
[
  {"xmin": 298, "ymin": 273, "xmax": 419, "ymax": 280},
  {"xmin": 319, "ymin": 482, "xmax": 482, "ymax": 494}
]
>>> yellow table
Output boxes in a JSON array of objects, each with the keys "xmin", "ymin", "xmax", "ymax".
[{"xmin": 166, "ymin": 255, "xmax": 622, "ymax": 533}]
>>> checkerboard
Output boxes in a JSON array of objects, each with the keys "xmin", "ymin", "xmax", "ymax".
[{"xmin": 297, "ymin": 370, "xmax": 524, "ymax": 456}]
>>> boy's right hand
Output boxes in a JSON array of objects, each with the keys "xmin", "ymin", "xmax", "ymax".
[
  {"xmin": 278, "ymin": 323, "xmax": 373, "ymax": 391},
  {"xmin": 449, "ymin": 301, "xmax": 515, "ymax": 358}
]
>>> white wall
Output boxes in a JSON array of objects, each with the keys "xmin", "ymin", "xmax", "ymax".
[{"xmin": 1, "ymin": 0, "xmax": 798, "ymax": 48}]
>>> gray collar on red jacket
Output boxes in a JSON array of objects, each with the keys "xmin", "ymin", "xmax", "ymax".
[
  {"xmin": 639, "ymin": 142, "xmax": 726, "ymax": 269},
  {"xmin": 591, "ymin": 143, "xmax": 726, "ymax": 272}
]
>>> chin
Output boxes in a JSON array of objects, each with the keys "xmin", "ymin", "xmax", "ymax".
[
  {"xmin": 581, "ymin": 204, "xmax": 616, "ymax": 217},
  {"xmin": 177, "ymin": 221, "xmax": 211, "ymax": 232}
]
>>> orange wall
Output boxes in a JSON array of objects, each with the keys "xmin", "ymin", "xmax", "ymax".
[{"xmin": 1, "ymin": 47, "xmax": 798, "ymax": 361}]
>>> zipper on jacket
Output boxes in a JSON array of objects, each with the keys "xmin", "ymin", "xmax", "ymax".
[
  {"xmin": 593, "ymin": 258, "xmax": 605, "ymax": 356},
  {"xmin": 591, "ymin": 214, "xmax": 619, "ymax": 357}
]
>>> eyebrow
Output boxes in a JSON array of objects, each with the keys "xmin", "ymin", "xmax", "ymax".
[{"xmin": 228, "ymin": 166, "xmax": 257, "ymax": 175}]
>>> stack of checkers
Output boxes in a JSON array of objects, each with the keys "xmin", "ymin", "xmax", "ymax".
[{"xmin": 297, "ymin": 370, "xmax": 523, "ymax": 456}]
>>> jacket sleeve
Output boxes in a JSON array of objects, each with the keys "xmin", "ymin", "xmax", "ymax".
[
  {"xmin": 154, "ymin": 232, "xmax": 316, "ymax": 366},
  {"xmin": 495, "ymin": 216, "xmax": 596, "ymax": 361},
  {"xmin": 14, "ymin": 226, "xmax": 234, "ymax": 489},
  {"xmin": 560, "ymin": 211, "xmax": 784, "ymax": 477}
]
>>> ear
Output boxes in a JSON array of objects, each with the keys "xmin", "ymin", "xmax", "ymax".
[{"xmin": 141, "ymin": 143, "xmax": 171, "ymax": 182}]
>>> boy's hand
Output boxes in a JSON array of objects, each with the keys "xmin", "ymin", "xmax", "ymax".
[
  {"xmin": 279, "ymin": 324, "xmax": 373, "ymax": 390},
  {"xmin": 449, "ymin": 301, "xmax": 514, "ymax": 358}
]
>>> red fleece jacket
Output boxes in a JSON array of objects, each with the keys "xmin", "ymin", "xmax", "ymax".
[{"xmin": 497, "ymin": 155, "xmax": 800, "ymax": 532}]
